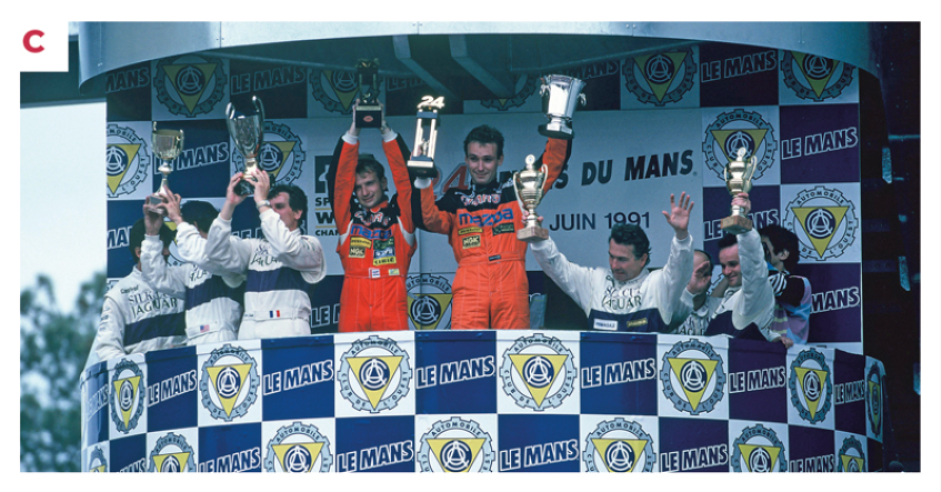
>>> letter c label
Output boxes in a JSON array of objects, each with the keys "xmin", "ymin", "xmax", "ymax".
[{"xmin": 24, "ymin": 30, "xmax": 45, "ymax": 53}]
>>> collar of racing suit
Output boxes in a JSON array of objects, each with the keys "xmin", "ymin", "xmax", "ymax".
[{"xmin": 608, "ymin": 267, "xmax": 650, "ymax": 289}]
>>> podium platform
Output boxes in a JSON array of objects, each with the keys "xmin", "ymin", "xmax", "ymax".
[{"xmin": 81, "ymin": 330, "xmax": 886, "ymax": 473}]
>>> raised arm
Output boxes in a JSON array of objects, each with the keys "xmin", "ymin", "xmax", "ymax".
[
  {"xmin": 654, "ymin": 192, "xmax": 695, "ymax": 324},
  {"xmin": 385, "ymin": 129, "xmax": 417, "ymax": 235},
  {"xmin": 529, "ymin": 236, "xmax": 596, "ymax": 314},
  {"xmin": 328, "ymin": 122, "xmax": 359, "ymax": 234},
  {"xmin": 537, "ymin": 138, "xmax": 573, "ymax": 194},
  {"xmin": 140, "ymin": 236, "xmax": 187, "ymax": 298}
]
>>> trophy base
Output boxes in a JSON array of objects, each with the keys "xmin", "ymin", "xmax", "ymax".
[
  {"xmin": 407, "ymin": 159, "xmax": 438, "ymax": 179},
  {"xmin": 355, "ymin": 104, "xmax": 383, "ymax": 128},
  {"xmin": 721, "ymin": 215, "xmax": 753, "ymax": 234},
  {"xmin": 517, "ymin": 226, "xmax": 549, "ymax": 243},
  {"xmin": 538, "ymin": 121, "xmax": 574, "ymax": 140}
]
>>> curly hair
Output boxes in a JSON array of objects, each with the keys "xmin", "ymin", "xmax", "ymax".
[
  {"xmin": 609, "ymin": 223, "xmax": 651, "ymax": 266},
  {"xmin": 463, "ymin": 124, "xmax": 505, "ymax": 158}
]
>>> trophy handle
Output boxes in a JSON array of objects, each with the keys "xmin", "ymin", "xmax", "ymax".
[
  {"xmin": 539, "ymin": 164, "xmax": 549, "ymax": 190},
  {"xmin": 225, "ymin": 102, "xmax": 236, "ymax": 120},
  {"xmin": 252, "ymin": 96, "xmax": 265, "ymax": 121},
  {"xmin": 743, "ymin": 156, "xmax": 758, "ymax": 183}
]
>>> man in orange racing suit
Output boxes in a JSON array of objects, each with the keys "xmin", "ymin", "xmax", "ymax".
[
  {"xmin": 327, "ymin": 103, "xmax": 417, "ymax": 332},
  {"xmin": 414, "ymin": 124, "xmax": 572, "ymax": 329}
]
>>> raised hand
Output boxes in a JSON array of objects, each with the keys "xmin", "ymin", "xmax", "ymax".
[
  {"xmin": 732, "ymin": 192, "xmax": 751, "ymax": 216},
  {"xmin": 225, "ymin": 172, "xmax": 248, "ymax": 206},
  {"xmin": 687, "ymin": 258, "xmax": 712, "ymax": 295},
  {"xmin": 158, "ymin": 186, "xmax": 184, "ymax": 224},
  {"xmin": 661, "ymin": 191, "xmax": 694, "ymax": 239},
  {"xmin": 253, "ymin": 168, "xmax": 271, "ymax": 204}
]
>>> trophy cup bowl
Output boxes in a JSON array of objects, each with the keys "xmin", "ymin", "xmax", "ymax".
[
  {"xmin": 355, "ymin": 58, "xmax": 382, "ymax": 129},
  {"xmin": 720, "ymin": 147, "xmax": 758, "ymax": 234},
  {"xmin": 538, "ymin": 74, "xmax": 586, "ymax": 140},
  {"xmin": 226, "ymin": 96, "xmax": 267, "ymax": 196},
  {"xmin": 407, "ymin": 95, "xmax": 445, "ymax": 179},
  {"xmin": 148, "ymin": 122, "xmax": 184, "ymax": 206},
  {"xmin": 513, "ymin": 155, "xmax": 549, "ymax": 243}
]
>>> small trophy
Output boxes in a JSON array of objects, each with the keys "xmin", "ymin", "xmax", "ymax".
[
  {"xmin": 226, "ymin": 96, "xmax": 266, "ymax": 196},
  {"xmin": 538, "ymin": 74, "xmax": 586, "ymax": 140},
  {"xmin": 354, "ymin": 58, "xmax": 382, "ymax": 128},
  {"xmin": 407, "ymin": 95, "xmax": 445, "ymax": 179},
  {"xmin": 513, "ymin": 155, "xmax": 549, "ymax": 243},
  {"xmin": 147, "ymin": 122, "xmax": 184, "ymax": 206},
  {"xmin": 720, "ymin": 147, "xmax": 758, "ymax": 234}
]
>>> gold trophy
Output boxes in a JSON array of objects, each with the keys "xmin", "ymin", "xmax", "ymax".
[
  {"xmin": 407, "ymin": 95, "xmax": 444, "ymax": 179},
  {"xmin": 147, "ymin": 122, "xmax": 184, "ymax": 206},
  {"xmin": 354, "ymin": 58, "xmax": 382, "ymax": 129},
  {"xmin": 226, "ymin": 96, "xmax": 266, "ymax": 196},
  {"xmin": 513, "ymin": 154, "xmax": 549, "ymax": 242},
  {"xmin": 720, "ymin": 147, "xmax": 757, "ymax": 234}
]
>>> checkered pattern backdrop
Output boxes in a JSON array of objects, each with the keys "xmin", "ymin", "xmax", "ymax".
[
  {"xmin": 104, "ymin": 42, "xmax": 864, "ymax": 347},
  {"xmin": 81, "ymin": 331, "xmax": 886, "ymax": 472}
]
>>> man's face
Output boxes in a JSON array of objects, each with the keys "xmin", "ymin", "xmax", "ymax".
[
  {"xmin": 270, "ymin": 192, "xmax": 303, "ymax": 231},
  {"xmin": 761, "ymin": 235, "xmax": 784, "ymax": 270},
  {"xmin": 355, "ymin": 170, "xmax": 386, "ymax": 209},
  {"xmin": 609, "ymin": 240, "xmax": 647, "ymax": 282},
  {"xmin": 466, "ymin": 141, "xmax": 503, "ymax": 185},
  {"xmin": 719, "ymin": 244, "xmax": 742, "ymax": 288}
]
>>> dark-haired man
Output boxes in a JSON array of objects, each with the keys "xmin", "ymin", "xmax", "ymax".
[
  {"xmin": 95, "ymin": 218, "xmax": 185, "ymax": 360},
  {"xmin": 140, "ymin": 191, "xmax": 244, "ymax": 345},
  {"xmin": 530, "ymin": 193, "xmax": 695, "ymax": 332},
  {"xmin": 328, "ymin": 104, "xmax": 417, "ymax": 332},
  {"xmin": 205, "ymin": 168, "xmax": 325, "ymax": 340},
  {"xmin": 702, "ymin": 193, "xmax": 790, "ymax": 346},
  {"xmin": 414, "ymin": 124, "xmax": 572, "ymax": 329},
  {"xmin": 759, "ymin": 224, "xmax": 812, "ymax": 344}
]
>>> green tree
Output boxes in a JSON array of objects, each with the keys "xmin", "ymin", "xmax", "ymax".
[{"xmin": 21, "ymin": 272, "xmax": 105, "ymax": 472}]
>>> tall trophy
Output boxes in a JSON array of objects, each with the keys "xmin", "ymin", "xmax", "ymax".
[
  {"xmin": 354, "ymin": 58, "xmax": 382, "ymax": 128},
  {"xmin": 407, "ymin": 95, "xmax": 445, "ymax": 179},
  {"xmin": 538, "ymin": 74, "xmax": 586, "ymax": 140},
  {"xmin": 226, "ymin": 96, "xmax": 266, "ymax": 196},
  {"xmin": 720, "ymin": 147, "xmax": 758, "ymax": 234},
  {"xmin": 514, "ymin": 155, "xmax": 549, "ymax": 243},
  {"xmin": 147, "ymin": 122, "xmax": 184, "ymax": 206}
]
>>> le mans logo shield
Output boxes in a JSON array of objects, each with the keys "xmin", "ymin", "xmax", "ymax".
[
  {"xmin": 788, "ymin": 348, "xmax": 833, "ymax": 424},
  {"xmin": 106, "ymin": 124, "xmax": 149, "ymax": 198},
  {"xmin": 731, "ymin": 424, "xmax": 786, "ymax": 472},
  {"xmin": 417, "ymin": 417, "xmax": 495, "ymax": 473},
  {"xmin": 264, "ymin": 422, "xmax": 333, "ymax": 473},
  {"xmin": 407, "ymin": 274, "xmax": 453, "ymax": 330},
  {"xmin": 232, "ymin": 121, "xmax": 305, "ymax": 187},
  {"xmin": 784, "ymin": 185, "xmax": 858, "ymax": 261},
  {"xmin": 582, "ymin": 418, "xmax": 656, "ymax": 473},
  {"xmin": 199, "ymin": 344, "xmax": 260, "ymax": 422},
  {"xmin": 623, "ymin": 47, "xmax": 696, "ymax": 106},
  {"xmin": 148, "ymin": 433, "xmax": 196, "ymax": 473},
  {"xmin": 88, "ymin": 446, "xmax": 108, "ymax": 473},
  {"xmin": 702, "ymin": 109, "xmax": 776, "ymax": 183},
  {"xmin": 338, "ymin": 335, "xmax": 412, "ymax": 413},
  {"xmin": 837, "ymin": 435, "xmax": 866, "ymax": 472},
  {"xmin": 500, "ymin": 333, "xmax": 576, "ymax": 411},
  {"xmin": 867, "ymin": 363, "xmax": 883, "ymax": 437},
  {"xmin": 110, "ymin": 359, "xmax": 145, "ymax": 434},
  {"xmin": 659, "ymin": 339, "xmax": 726, "ymax": 415},
  {"xmin": 310, "ymin": 68, "xmax": 363, "ymax": 113},
  {"xmin": 782, "ymin": 51, "xmax": 854, "ymax": 102},
  {"xmin": 154, "ymin": 55, "xmax": 227, "ymax": 117}
]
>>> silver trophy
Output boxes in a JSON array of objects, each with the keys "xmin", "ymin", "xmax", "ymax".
[
  {"xmin": 513, "ymin": 154, "xmax": 549, "ymax": 243},
  {"xmin": 407, "ymin": 95, "xmax": 445, "ymax": 179},
  {"xmin": 538, "ymin": 74, "xmax": 586, "ymax": 140},
  {"xmin": 147, "ymin": 122, "xmax": 184, "ymax": 206},
  {"xmin": 226, "ymin": 96, "xmax": 266, "ymax": 196},
  {"xmin": 721, "ymin": 147, "xmax": 758, "ymax": 234}
]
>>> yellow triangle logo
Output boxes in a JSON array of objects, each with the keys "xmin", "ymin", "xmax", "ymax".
[
  {"xmin": 205, "ymin": 364, "xmax": 252, "ymax": 417},
  {"xmin": 710, "ymin": 129, "xmax": 768, "ymax": 163},
  {"xmin": 272, "ymin": 443, "xmax": 324, "ymax": 473},
  {"xmin": 737, "ymin": 444, "xmax": 781, "ymax": 472},
  {"xmin": 347, "ymin": 356, "xmax": 403, "ymax": 409},
  {"xmin": 92, "ymin": 465, "xmax": 106, "ymax": 473},
  {"xmin": 508, "ymin": 354, "xmax": 568, "ymax": 407},
  {"xmin": 264, "ymin": 141, "xmax": 296, "ymax": 179},
  {"xmin": 795, "ymin": 367, "xmax": 829, "ymax": 419},
  {"xmin": 106, "ymin": 144, "xmax": 141, "ymax": 193},
  {"xmin": 426, "ymin": 438, "xmax": 485, "ymax": 473},
  {"xmin": 163, "ymin": 63, "xmax": 217, "ymax": 114},
  {"xmin": 112, "ymin": 375, "xmax": 141, "ymax": 428},
  {"xmin": 591, "ymin": 439, "xmax": 648, "ymax": 473},
  {"xmin": 791, "ymin": 52, "xmax": 837, "ymax": 98},
  {"xmin": 667, "ymin": 358, "xmax": 718, "ymax": 412},
  {"xmin": 791, "ymin": 206, "xmax": 848, "ymax": 257},
  {"xmin": 152, "ymin": 452, "xmax": 191, "ymax": 472},
  {"xmin": 634, "ymin": 52, "xmax": 687, "ymax": 102},
  {"xmin": 322, "ymin": 70, "xmax": 359, "ymax": 111},
  {"xmin": 407, "ymin": 294, "xmax": 454, "ymax": 330},
  {"xmin": 840, "ymin": 454, "xmax": 864, "ymax": 472}
]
